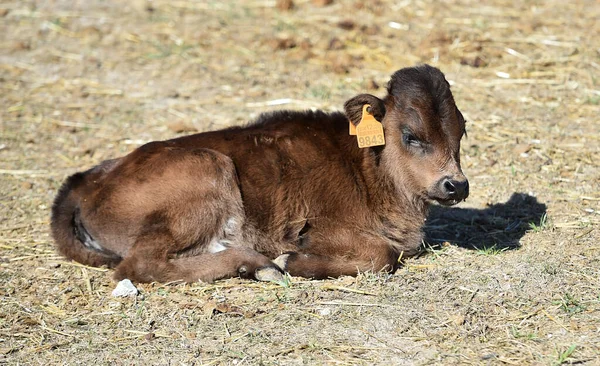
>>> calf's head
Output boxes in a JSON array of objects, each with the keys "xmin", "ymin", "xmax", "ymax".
[{"xmin": 345, "ymin": 65, "xmax": 469, "ymax": 206}]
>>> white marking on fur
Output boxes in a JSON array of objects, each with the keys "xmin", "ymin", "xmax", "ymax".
[
  {"xmin": 83, "ymin": 239, "xmax": 103, "ymax": 252},
  {"xmin": 224, "ymin": 217, "xmax": 238, "ymax": 236},
  {"xmin": 207, "ymin": 239, "xmax": 228, "ymax": 254}
]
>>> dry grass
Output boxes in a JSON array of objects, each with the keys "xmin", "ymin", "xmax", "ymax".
[{"xmin": 1, "ymin": 0, "xmax": 599, "ymax": 364}]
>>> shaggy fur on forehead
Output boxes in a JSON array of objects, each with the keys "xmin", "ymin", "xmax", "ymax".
[{"xmin": 387, "ymin": 65, "xmax": 455, "ymax": 111}]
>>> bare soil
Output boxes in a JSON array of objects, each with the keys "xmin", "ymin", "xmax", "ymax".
[{"xmin": 1, "ymin": 0, "xmax": 599, "ymax": 364}]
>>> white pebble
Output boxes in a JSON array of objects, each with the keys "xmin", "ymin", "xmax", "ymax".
[
  {"xmin": 388, "ymin": 21, "xmax": 409, "ymax": 30},
  {"xmin": 111, "ymin": 279, "xmax": 138, "ymax": 297},
  {"xmin": 317, "ymin": 307, "xmax": 332, "ymax": 316}
]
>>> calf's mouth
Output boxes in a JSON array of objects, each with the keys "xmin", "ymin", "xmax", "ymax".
[
  {"xmin": 427, "ymin": 177, "xmax": 470, "ymax": 206},
  {"xmin": 432, "ymin": 197, "xmax": 463, "ymax": 207}
]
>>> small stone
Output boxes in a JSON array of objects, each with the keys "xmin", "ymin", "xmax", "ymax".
[
  {"xmin": 450, "ymin": 314, "xmax": 465, "ymax": 325},
  {"xmin": 361, "ymin": 25, "xmax": 381, "ymax": 36},
  {"xmin": 268, "ymin": 37, "xmax": 297, "ymax": 50},
  {"xmin": 312, "ymin": 0, "xmax": 333, "ymax": 6},
  {"xmin": 513, "ymin": 144, "xmax": 531, "ymax": 155},
  {"xmin": 317, "ymin": 307, "xmax": 332, "ymax": 316},
  {"xmin": 167, "ymin": 121, "xmax": 198, "ymax": 133},
  {"xmin": 366, "ymin": 79, "xmax": 379, "ymax": 90},
  {"xmin": 276, "ymin": 0, "xmax": 294, "ymax": 11},
  {"xmin": 460, "ymin": 55, "xmax": 486, "ymax": 68},
  {"xmin": 337, "ymin": 20, "xmax": 356, "ymax": 30},
  {"xmin": 111, "ymin": 279, "xmax": 138, "ymax": 297},
  {"xmin": 328, "ymin": 37, "xmax": 344, "ymax": 50},
  {"xmin": 481, "ymin": 353, "xmax": 497, "ymax": 360}
]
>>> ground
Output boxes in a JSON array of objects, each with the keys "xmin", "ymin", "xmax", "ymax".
[{"xmin": 1, "ymin": 0, "xmax": 599, "ymax": 364}]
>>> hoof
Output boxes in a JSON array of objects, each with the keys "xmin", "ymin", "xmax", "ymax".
[
  {"xmin": 254, "ymin": 266, "xmax": 288, "ymax": 286},
  {"xmin": 272, "ymin": 253, "xmax": 290, "ymax": 271}
]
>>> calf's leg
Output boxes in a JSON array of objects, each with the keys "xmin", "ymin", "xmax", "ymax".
[
  {"xmin": 96, "ymin": 146, "xmax": 283, "ymax": 283},
  {"xmin": 114, "ymin": 237, "xmax": 282, "ymax": 283},
  {"xmin": 273, "ymin": 233, "xmax": 399, "ymax": 279}
]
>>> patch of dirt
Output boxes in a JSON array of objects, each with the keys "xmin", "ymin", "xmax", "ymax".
[{"xmin": 1, "ymin": 0, "xmax": 598, "ymax": 364}]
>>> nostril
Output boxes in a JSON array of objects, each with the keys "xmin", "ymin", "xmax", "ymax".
[{"xmin": 444, "ymin": 180, "xmax": 456, "ymax": 194}]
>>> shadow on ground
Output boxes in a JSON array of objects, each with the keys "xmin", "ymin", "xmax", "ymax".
[{"xmin": 424, "ymin": 193, "xmax": 547, "ymax": 250}]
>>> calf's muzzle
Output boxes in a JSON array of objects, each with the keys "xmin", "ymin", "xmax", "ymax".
[{"xmin": 431, "ymin": 176, "xmax": 469, "ymax": 206}]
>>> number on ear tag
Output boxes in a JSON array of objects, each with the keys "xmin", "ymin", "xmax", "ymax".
[{"xmin": 356, "ymin": 104, "xmax": 385, "ymax": 148}]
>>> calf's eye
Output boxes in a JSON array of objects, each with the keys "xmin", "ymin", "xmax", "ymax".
[{"xmin": 402, "ymin": 133, "xmax": 422, "ymax": 148}]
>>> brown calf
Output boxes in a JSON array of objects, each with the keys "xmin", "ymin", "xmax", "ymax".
[{"xmin": 51, "ymin": 64, "xmax": 469, "ymax": 283}]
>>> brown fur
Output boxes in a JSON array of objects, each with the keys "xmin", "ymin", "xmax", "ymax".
[{"xmin": 51, "ymin": 64, "xmax": 469, "ymax": 283}]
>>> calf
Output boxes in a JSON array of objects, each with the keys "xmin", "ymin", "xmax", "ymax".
[{"xmin": 51, "ymin": 64, "xmax": 468, "ymax": 283}]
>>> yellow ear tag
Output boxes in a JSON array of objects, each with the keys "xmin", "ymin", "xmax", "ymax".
[
  {"xmin": 356, "ymin": 104, "xmax": 385, "ymax": 148},
  {"xmin": 349, "ymin": 119, "xmax": 357, "ymax": 135}
]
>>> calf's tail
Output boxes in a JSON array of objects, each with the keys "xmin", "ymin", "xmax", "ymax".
[{"xmin": 50, "ymin": 172, "xmax": 121, "ymax": 268}]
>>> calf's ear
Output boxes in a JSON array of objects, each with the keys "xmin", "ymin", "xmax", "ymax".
[{"xmin": 344, "ymin": 94, "xmax": 386, "ymax": 126}]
